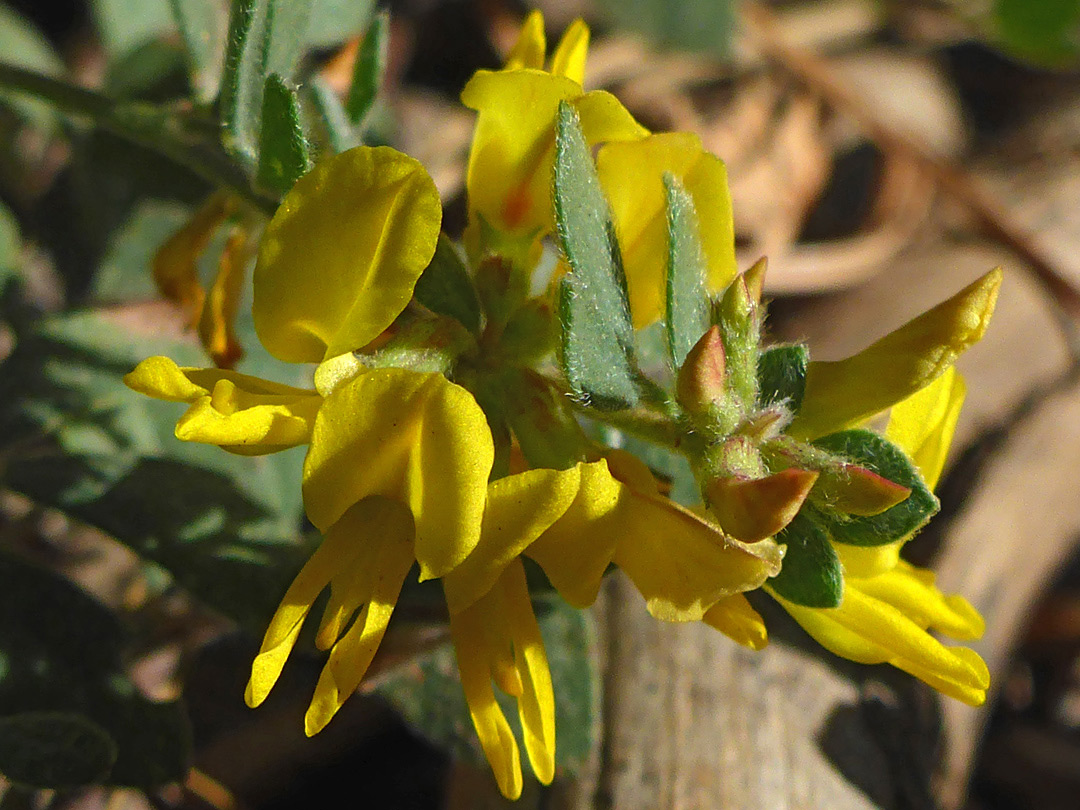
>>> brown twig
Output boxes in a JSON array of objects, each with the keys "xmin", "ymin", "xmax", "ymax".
[{"xmin": 741, "ymin": 1, "xmax": 1080, "ymax": 356}]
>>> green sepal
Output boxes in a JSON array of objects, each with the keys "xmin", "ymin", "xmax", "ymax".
[
  {"xmin": 757, "ymin": 344, "xmax": 809, "ymax": 411},
  {"xmin": 712, "ymin": 267, "xmax": 762, "ymax": 409},
  {"xmin": 413, "ymin": 234, "xmax": 482, "ymax": 334},
  {"xmin": 768, "ymin": 511, "xmax": 843, "ymax": 608},
  {"xmin": 346, "ymin": 10, "xmax": 388, "ymax": 127},
  {"xmin": 812, "ymin": 429, "xmax": 939, "ymax": 546},
  {"xmin": 553, "ymin": 101, "xmax": 641, "ymax": 411},
  {"xmin": 663, "ymin": 173, "xmax": 710, "ymax": 369},
  {"xmin": 504, "ymin": 370, "xmax": 589, "ymax": 470},
  {"xmin": 364, "ymin": 315, "xmax": 476, "ymax": 375},
  {"xmin": 257, "ymin": 73, "xmax": 311, "ymax": 195}
]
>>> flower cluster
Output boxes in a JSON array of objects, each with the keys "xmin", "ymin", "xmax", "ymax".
[{"xmin": 126, "ymin": 11, "xmax": 999, "ymax": 799}]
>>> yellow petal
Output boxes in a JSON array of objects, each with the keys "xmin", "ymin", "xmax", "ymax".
[
  {"xmin": 450, "ymin": 601, "xmax": 524, "ymax": 800},
  {"xmin": 772, "ymin": 582, "xmax": 989, "ymax": 705},
  {"xmin": 702, "ymin": 594, "xmax": 768, "ymax": 650},
  {"xmin": 549, "ymin": 19, "xmax": 589, "ymax": 84},
  {"xmin": 790, "ymin": 269, "xmax": 1002, "ymax": 440},
  {"xmin": 526, "ymin": 460, "xmax": 623, "ymax": 608},
  {"xmin": 254, "ymin": 146, "xmax": 441, "ymax": 363},
  {"xmin": 834, "ymin": 540, "xmax": 903, "ymax": 580},
  {"xmin": 501, "ymin": 560, "xmax": 556, "ymax": 785},
  {"xmin": 302, "ymin": 369, "xmax": 494, "ymax": 579},
  {"xmin": 461, "ymin": 69, "xmax": 646, "ymax": 237},
  {"xmin": 596, "ymin": 132, "xmax": 737, "ymax": 328},
  {"xmin": 198, "ymin": 226, "xmax": 251, "ymax": 369},
  {"xmin": 125, "ymin": 356, "xmax": 321, "ymax": 453},
  {"xmin": 613, "ymin": 489, "xmax": 782, "ymax": 622},
  {"xmin": 886, "ymin": 366, "xmax": 966, "ymax": 491},
  {"xmin": 505, "ymin": 9, "xmax": 545, "ymax": 70},
  {"xmin": 244, "ymin": 498, "xmax": 400, "ymax": 708},
  {"xmin": 443, "ymin": 466, "xmax": 581, "ymax": 614},
  {"xmin": 304, "ymin": 498, "xmax": 416, "ymax": 734},
  {"xmin": 854, "ymin": 560, "xmax": 985, "ymax": 640}
]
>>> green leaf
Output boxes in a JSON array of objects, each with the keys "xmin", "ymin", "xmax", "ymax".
[
  {"xmin": 0, "ymin": 713, "xmax": 117, "ymax": 789},
  {"xmin": 92, "ymin": 0, "xmax": 174, "ymax": 58},
  {"xmin": 377, "ymin": 596, "xmax": 600, "ymax": 779},
  {"xmin": 346, "ymin": 11, "xmax": 388, "ymax": 127},
  {"xmin": 0, "ymin": 552, "xmax": 191, "ymax": 787},
  {"xmin": 0, "ymin": 309, "xmax": 309, "ymax": 628},
  {"xmin": 257, "ymin": 73, "xmax": 311, "ymax": 195},
  {"xmin": 220, "ymin": 0, "xmax": 315, "ymax": 169},
  {"xmin": 167, "ymin": 0, "xmax": 229, "ymax": 101},
  {"xmin": 768, "ymin": 512, "xmax": 843, "ymax": 608},
  {"xmin": 594, "ymin": 0, "xmax": 736, "ymax": 57},
  {"xmin": 812, "ymin": 429, "xmax": 939, "ymax": 547},
  {"xmin": 554, "ymin": 101, "xmax": 641, "ymax": 411},
  {"xmin": 306, "ymin": 0, "xmax": 375, "ymax": 48},
  {"xmin": 757, "ymin": 344, "xmax": 809, "ymax": 411},
  {"xmin": 664, "ymin": 173, "xmax": 709, "ymax": 369},
  {"xmin": 0, "ymin": 5, "xmax": 65, "ymax": 130},
  {"xmin": 90, "ymin": 200, "xmax": 190, "ymax": 303},
  {"xmin": 413, "ymin": 235, "xmax": 481, "ymax": 334},
  {"xmin": 993, "ymin": 0, "xmax": 1080, "ymax": 68},
  {"xmin": 305, "ymin": 77, "xmax": 360, "ymax": 154}
]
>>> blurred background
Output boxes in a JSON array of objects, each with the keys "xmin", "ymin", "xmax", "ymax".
[{"xmin": 2, "ymin": 0, "xmax": 1080, "ymax": 808}]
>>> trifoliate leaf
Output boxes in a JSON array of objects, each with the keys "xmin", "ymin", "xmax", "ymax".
[
  {"xmin": 554, "ymin": 101, "xmax": 641, "ymax": 410},
  {"xmin": 813, "ymin": 429, "xmax": 939, "ymax": 547},
  {"xmin": 257, "ymin": 73, "xmax": 311, "ymax": 195},
  {"xmin": 768, "ymin": 512, "xmax": 843, "ymax": 608},
  {"xmin": 757, "ymin": 344, "xmax": 809, "ymax": 411},
  {"xmin": 663, "ymin": 173, "xmax": 709, "ymax": 369},
  {"xmin": 413, "ymin": 234, "xmax": 482, "ymax": 334}
]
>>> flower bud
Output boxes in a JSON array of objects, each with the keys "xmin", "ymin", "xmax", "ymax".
[
  {"xmin": 676, "ymin": 325, "xmax": 727, "ymax": 413},
  {"xmin": 705, "ymin": 467, "xmax": 819, "ymax": 542},
  {"xmin": 815, "ymin": 464, "xmax": 911, "ymax": 516}
]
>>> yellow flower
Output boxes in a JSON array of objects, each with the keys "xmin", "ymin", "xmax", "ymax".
[
  {"xmin": 125, "ymin": 145, "xmax": 442, "ymax": 453},
  {"xmin": 596, "ymin": 133, "xmax": 739, "ymax": 328},
  {"xmin": 461, "ymin": 14, "xmax": 646, "ymax": 242},
  {"xmin": 772, "ymin": 300, "xmax": 996, "ymax": 704}
]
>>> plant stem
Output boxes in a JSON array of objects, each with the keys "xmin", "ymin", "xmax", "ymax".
[{"xmin": 0, "ymin": 62, "xmax": 278, "ymax": 215}]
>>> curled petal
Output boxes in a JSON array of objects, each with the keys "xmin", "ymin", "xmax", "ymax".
[
  {"xmin": 702, "ymin": 594, "xmax": 768, "ymax": 651},
  {"xmin": 772, "ymin": 574, "xmax": 989, "ymax": 706},
  {"xmin": 461, "ymin": 70, "xmax": 646, "ymax": 237},
  {"xmin": 304, "ymin": 499, "xmax": 417, "ymax": 735},
  {"xmin": 443, "ymin": 465, "xmax": 581, "ymax": 614},
  {"xmin": 854, "ymin": 560, "xmax": 985, "ymax": 641},
  {"xmin": 886, "ymin": 366, "xmax": 966, "ymax": 491},
  {"xmin": 790, "ymin": 270, "xmax": 1001, "ymax": 440},
  {"xmin": 254, "ymin": 146, "xmax": 442, "ymax": 363},
  {"xmin": 198, "ymin": 226, "xmax": 252, "ymax": 369},
  {"xmin": 302, "ymin": 369, "xmax": 493, "ymax": 579},
  {"xmin": 596, "ymin": 132, "xmax": 737, "ymax": 327},
  {"xmin": 125, "ymin": 356, "xmax": 321, "ymax": 453}
]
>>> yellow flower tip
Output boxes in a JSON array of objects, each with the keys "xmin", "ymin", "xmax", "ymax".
[
  {"xmin": 505, "ymin": 9, "xmax": 546, "ymax": 71},
  {"xmin": 702, "ymin": 594, "xmax": 769, "ymax": 651},
  {"xmin": 944, "ymin": 594, "xmax": 986, "ymax": 641},
  {"xmin": 304, "ymin": 693, "xmax": 341, "ymax": 737},
  {"xmin": 124, "ymin": 356, "xmax": 204, "ymax": 402},
  {"xmin": 254, "ymin": 145, "xmax": 442, "ymax": 364},
  {"xmin": 550, "ymin": 18, "xmax": 590, "ymax": 84}
]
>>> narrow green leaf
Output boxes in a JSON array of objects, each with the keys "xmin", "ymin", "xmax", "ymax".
[
  {"xmin": 413, "ymin": 234, "xmax": 482, "ymax": 334},
  {"xmin": 167, "ymin": 0, "xmax": 228, "ymax": 101},
  {"xmin": 0, "ymin": 713, "xmax": 117, "ymax": 789},
  {"xmin": 768, "ymin": 512, "xmax": 843, "ymax": 608},
  {"xmin": 0, "ymin": 552, "xmax": 191, "ymax": 787},
  {"xmin": 220, "ymin": 0, "xmax": 314, "ymax": 168},
  {"xmin": 813, "ymin": 429, "xmax": 939, "ymax": 547},
  {"xmin": 346, "ymin": 10, "xmax": 388, "ymax": 126},
  {"xmin": 306, "ymin": 0, "xmax": 375, "ymax": 48},
  {"xmin": 554, "ymin": 101, "xmax": 641, "ymax": 411},
  {"xmin": 257, "ymin": 73, "xmax": 310, "ymax": 195},
  {"xmin": 0, "ymin": 309, "xmax": 308, "ymax": 628},
  {"xmin": 306, "ymin": 77, "xmax": 360, "ymax": 154},
  {"xmin": 664, "ymin": 173, "xmax": 709, "ymax": 369},
  {"xmin": 757, "ymin": 344, "xmax": 809, "ymax": 411}
]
